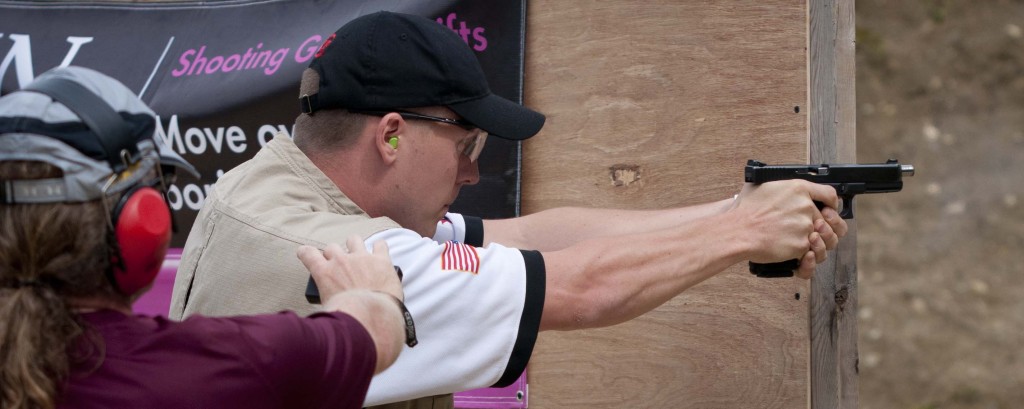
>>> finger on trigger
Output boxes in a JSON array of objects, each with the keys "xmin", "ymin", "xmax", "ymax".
[{"xmin": 808, "ymin": 182, "xmax": 840, "ymax": 209}]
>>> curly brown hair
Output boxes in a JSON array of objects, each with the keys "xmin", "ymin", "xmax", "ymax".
[{"xmin": 0, "ymin": 160, "xmax": 124, "ymax": 409}]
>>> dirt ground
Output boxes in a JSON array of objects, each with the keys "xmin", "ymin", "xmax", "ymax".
[{"xmin": 854, "ymin": 1, "xmax": 1024, "ymax": 408}]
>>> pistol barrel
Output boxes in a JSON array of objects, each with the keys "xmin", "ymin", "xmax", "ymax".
[{"xmin": 901, "ymin": 164, "xmax": 915, "ymax": 177}]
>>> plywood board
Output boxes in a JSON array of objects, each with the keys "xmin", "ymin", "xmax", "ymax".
[{"xmin": 522, "ymin": 1, "xmax": 811, "ymax": 407}]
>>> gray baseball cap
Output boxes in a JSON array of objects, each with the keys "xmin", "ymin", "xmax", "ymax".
[{"xmin": 0, "ymin": 66, "xmax": 198, "ymax": 204}]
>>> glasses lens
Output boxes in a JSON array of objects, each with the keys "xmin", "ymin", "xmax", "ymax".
[{"xmin": 463, "ymin": 130, "xmax": 488, "ymax": 162}]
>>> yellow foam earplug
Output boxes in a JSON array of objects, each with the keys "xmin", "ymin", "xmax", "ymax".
[{"xmin": 388, "ymin": 135, "xmax": 399, "ymax": 149}]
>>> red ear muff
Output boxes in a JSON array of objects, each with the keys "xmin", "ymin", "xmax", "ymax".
[{"xmin": 111, "ymin": 186, "xmax": 171, "ymax": 295}]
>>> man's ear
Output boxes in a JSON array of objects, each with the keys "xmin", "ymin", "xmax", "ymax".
[{"xmin": 374, "ymin": 112, "xmax": 405, "ymax": 164}]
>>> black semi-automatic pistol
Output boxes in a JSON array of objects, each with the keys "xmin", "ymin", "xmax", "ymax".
[{"xmin": 744, "ymin": 159, "xmax": 915, "ymax": 278}]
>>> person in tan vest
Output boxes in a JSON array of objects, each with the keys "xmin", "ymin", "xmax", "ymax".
[{"xmin": 169, "ymin": 11, "xmax": 848, "ymax": 409}]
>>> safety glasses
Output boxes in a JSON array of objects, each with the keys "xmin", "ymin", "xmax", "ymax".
[{"xmin": 352, "ymin": 109, "xmax": 488, "ymax": 162}]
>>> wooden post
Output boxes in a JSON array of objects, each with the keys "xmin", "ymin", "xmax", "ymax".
[{"xmin": 808, "ymin": 0, "xmax": 858, "ymax": 407}]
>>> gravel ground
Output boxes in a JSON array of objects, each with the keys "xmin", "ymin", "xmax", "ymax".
[{"xmin": 855, "ymin": 1, "xmax": 1024, "ymax": 408}]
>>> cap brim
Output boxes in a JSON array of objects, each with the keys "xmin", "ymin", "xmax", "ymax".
[
  {"xmin": 154, "ymin": 138, "xmax": 200, "ymax": 178},
  {"xmin": 449, "ymin": 94, "xmax": 545, "ymax": 140}
]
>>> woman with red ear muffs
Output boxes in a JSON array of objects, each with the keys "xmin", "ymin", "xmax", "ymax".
[{"xmin": 0, "ymin": 66, "xmax": 411, "ymax": 409}]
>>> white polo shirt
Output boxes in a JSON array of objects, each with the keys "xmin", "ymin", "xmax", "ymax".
[
  {"xmin": 169, "ymin": 134, "xmax": 544, "ymax": 406},
  {"xmin": 363, "ymin": 214, "xmax": 544, "ymax": 403}
]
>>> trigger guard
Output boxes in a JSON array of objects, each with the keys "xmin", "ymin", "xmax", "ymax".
[{"xmin": 838, "ymin": 196, "xmax": 854, "ymax": 219}]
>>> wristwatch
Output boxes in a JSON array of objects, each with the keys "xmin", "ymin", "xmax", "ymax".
[
  {"xmin": 387, "ymin": 292, "xmax": 418, "ymax": 348},
  {"xmin": 389, "ymin": 266, "xmax": 417, "ymax": 347}
]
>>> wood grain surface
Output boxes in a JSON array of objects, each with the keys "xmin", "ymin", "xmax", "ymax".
[
  {"xmin": 808, "ymin": 0, "xmax": 858, "ymax": 408},
  {"xmin": 522, "ymin": 1, "xmax": 817, "ymax": 408}
]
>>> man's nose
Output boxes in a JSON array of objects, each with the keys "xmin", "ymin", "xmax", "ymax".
[{"xmin": 458, "ymin": 155, "xmax": 480, "ymax": 185}]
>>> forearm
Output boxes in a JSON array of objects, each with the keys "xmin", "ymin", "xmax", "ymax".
[
  {"xmin": 483, "ymin": 198, "xmax": 735, "ymax": 251},
  {"xmin": 539, "ymin": 209, "xmax": 752, "ymax": 331},
  {"xmin": 323, "ymin": 289, "xmax": 406, "ymax": 373}
]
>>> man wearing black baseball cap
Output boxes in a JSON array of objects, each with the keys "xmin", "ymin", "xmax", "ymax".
[
  {"xmin": 299, "ymin": 10, "xmax": 545, "ymax": 141},
  {"xmin": 172, "ymin": 11, "xmax": 846, "ymax": 409}
]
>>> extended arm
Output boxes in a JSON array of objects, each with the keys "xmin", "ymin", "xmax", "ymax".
[
  {"xmin": 535, "ymin": 180, "xmax": 846, "ymax": 330},
  {"xmin": 482, "ymin": 198, "xmax": 736, "ymax": 251}
]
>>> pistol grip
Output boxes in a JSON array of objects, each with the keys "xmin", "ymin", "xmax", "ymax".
[{"xmin": 749, "ymin": 259, "xmax": 799, "ymax": 278}]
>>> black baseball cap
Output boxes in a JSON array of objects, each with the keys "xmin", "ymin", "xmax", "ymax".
[{"xmin": 301, "ymin": 11, "xmax": 545, "ymax": 140}]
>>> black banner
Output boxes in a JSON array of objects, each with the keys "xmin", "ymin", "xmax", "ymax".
[{"xmin": 1, "ymin": 0, "xmax": 527, "ymax": 247}]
